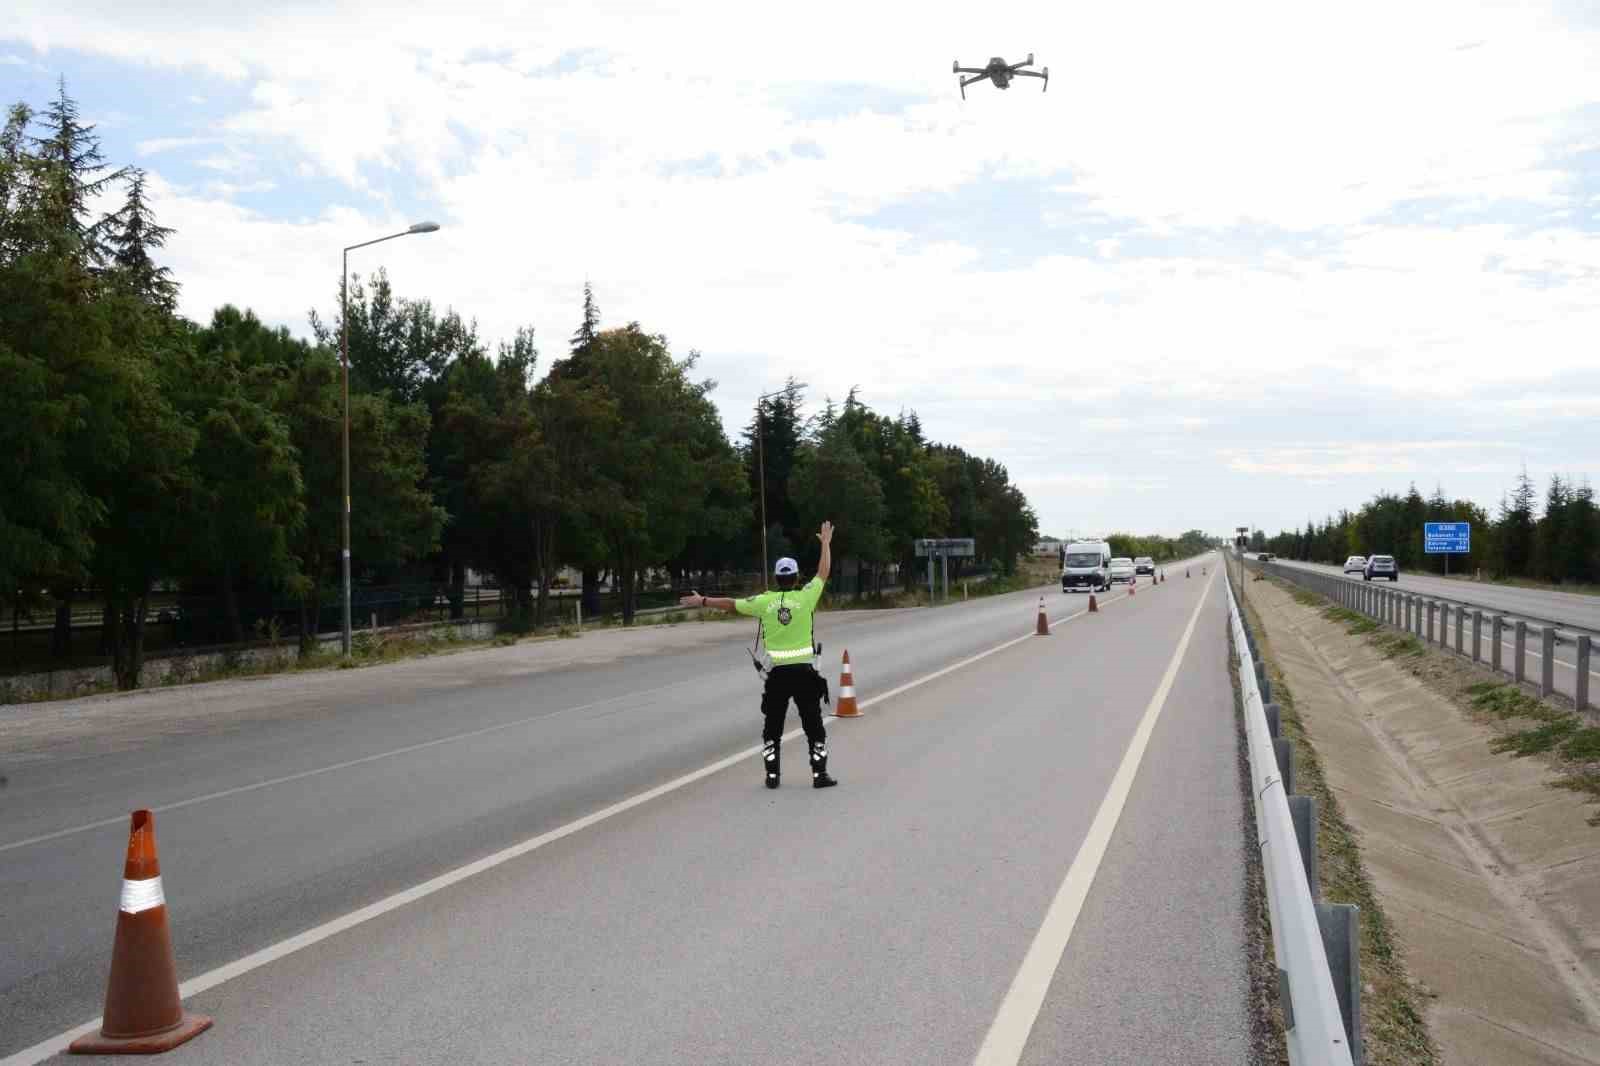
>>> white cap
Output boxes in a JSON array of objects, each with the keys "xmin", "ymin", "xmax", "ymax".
[{"xmin": 774, "ymin": 557, "xmax": 799, "ymax": 577}]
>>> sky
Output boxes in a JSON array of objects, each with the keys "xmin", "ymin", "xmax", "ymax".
[{"xmin": 4, "ymin": 0, "xmax": 1599, "ymax": 543}]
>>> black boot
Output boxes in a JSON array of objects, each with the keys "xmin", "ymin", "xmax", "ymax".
[
  {"xmin": 763, "ymin": 740, "xmax": 780, "ymax": 789},
  {"xmin": 810, "ymin": 740, "xmax": 837, "ymax": 789}
]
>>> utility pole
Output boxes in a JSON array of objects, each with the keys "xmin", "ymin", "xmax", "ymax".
[{"xmin": 754, "ymin": 384, "xmax": 806, "ymax": 590}]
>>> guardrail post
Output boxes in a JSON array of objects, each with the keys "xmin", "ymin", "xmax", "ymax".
[
  {"xmin": 1514, "ymin": 621, "xmax": 1527, "ymax": 685},
  {"xmin": 1578, "ymin": 636, "xmax": 1592, "ymax": 712},
  {"xmin": 1288, "ymin": 794, "xmax": 1319, "ymax": 899},
  {"xmin": 1316, "ymin": 902, "xmax": 1364, "ymax": 1066},
  {"xmin": 1265, "ymin": 701, "xmax": 1282, "ymax": 739},
  {"xmin": 1491, "ymin": 616, "xmax": 1503, "ymax": 673},
  {"xmin": 1403, "ymin": 595, "xmax": 1412, "ymax": 633},
  {"xmin": 1471, "ymin": 610, "xmax": 1483, "ymax": 663},
  {"xmin": 1429, "ymin": 601, "xmax": 1438, "ymax": 645},
  {"xmin": 1274, "ymin": 736, "xmax": 1296, "ymax": 795},
  {"xmin": 1453, "ymin": 605, "xmax": 1464, "ymax": 656},
  {"xmin": 1256, "ymin": 661, "xmax": 1273, "ymax": 703},
  {"xmin": 1541, "ymin": 628, "xmax": 1556, "ymax": 698}
]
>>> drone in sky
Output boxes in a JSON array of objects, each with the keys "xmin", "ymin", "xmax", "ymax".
[{"xmin": 953, "ymin": 54, "xmax": 1048, "ymax": 99}]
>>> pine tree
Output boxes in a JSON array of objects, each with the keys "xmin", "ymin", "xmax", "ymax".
[
  {"xmin": 570, "ymin": 280, "xmax": 600, "ymax": 355},
  {"xmin": 101, "ymin": 168, "xmax": 178, "ymax": 311},
  {"xmin": 1498, "ymin": 468, "xmax": 1537, "ymax": 578},
  {"xmin": 28, "ymin": 78, "xmax": 123, "ymax": 264},
  {"xmin": 1, "ymin": 103, "xmax": 35, "ymax": 259},
  {"xmin": 1538, "ymin": 474, "xmax": 1569, "ymax": 582},
  {"xmin": 1568, "ymin": 479, "xmax": 1598, "ymax": 584}
]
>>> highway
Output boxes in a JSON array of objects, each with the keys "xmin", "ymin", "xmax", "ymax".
[
  {"xmin": 2, "ymin": 560, "xmax": 1253, "ymax": 1065},
  {"xmin": 1261, "ymin": 557, "xmax": 1599, "ymax": 704}
]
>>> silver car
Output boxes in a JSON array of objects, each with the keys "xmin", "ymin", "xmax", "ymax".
[
  {"xmin": 1364, "ymin": 555, "xmax": 1399, "ymax": 582},
  {"xmin": 1109, "ymin": 558, "xmax": 1137, "ymax": 584},
  {"xmin": 1343, "ymin": 555, "xmax": 1367, "ymax": 575}
]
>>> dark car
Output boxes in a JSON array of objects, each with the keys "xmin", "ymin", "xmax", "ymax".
[{"xmin": 1364, "ymin": 554, "xmax": 1399, "ymax": 581}]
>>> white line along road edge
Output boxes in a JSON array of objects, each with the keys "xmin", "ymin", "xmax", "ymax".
[
  {"xmin": 971, "ymin": 569, "xmax": 1215, "ymax": 1066},
  {"xmin": 1, "ymin": 588, "xmax": 1134, "ymax": 1066}
]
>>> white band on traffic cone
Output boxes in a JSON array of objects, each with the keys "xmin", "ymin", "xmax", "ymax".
[{"xmin": 119, "ymin": 876, "xmax": 165, "ymax": 915}]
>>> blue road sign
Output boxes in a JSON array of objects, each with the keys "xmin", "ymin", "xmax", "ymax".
[{"xmin": 1424, "ymin": 522, "xmax": 1471, "ymax": 553}]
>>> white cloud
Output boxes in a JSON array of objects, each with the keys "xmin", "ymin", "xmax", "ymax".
[
  {"xmin": 136, "ymin": 135, "xmax": 216, "ymax": 156},
  {"xmin": 6, "ymin": 0, "xmax": 1600, "ymax": 538}
]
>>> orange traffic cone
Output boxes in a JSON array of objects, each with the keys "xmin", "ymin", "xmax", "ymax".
[
  {"xmin": 1088, "ymin": 593, "xmax": 1099, "ymax": 613},
  {"xmin": 71, "ymin": 810, "xmax": 212, "ymax": 1055},
  {"xmin": 1129, "ymin": 578, "xmax": 1136, "ymax": 597},
  {"xmin": 833, "ymin": 650, "xmax": 861, "ymax": 717},
  {"xmin": 1035, "ymin": 595, "xmax": 1049, "ymax": 636},
  {"xmin": 1186, "ymin": 568, "xmax": 1191, "ymax": 578}
]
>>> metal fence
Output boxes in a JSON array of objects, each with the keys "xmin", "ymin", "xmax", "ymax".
[
  {"xmin": 1255, "ymin": 561, "xmax": 1595, "ymax": 712},
  {"xmin": 1226, "ymin": 567, "xmax": 1361, "ymax": 1066}
]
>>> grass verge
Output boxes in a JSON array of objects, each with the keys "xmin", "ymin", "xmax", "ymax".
[
  {"xmin": 1244, "ymin": 595, "xmax": 1441, "ymax": 1066},
  {"xmin": 1225, "ymin": 626, "xmax": 1289, "ymax": 1065}
]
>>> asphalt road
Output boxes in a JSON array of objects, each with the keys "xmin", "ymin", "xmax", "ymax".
[
  {"xmin": 1261, "ymin": 557, "xmax": 1599, "ymax": 703},
  {"xmin": 2, "ymin": 558, "xmax": 1252, "ymax": 1065},
  {"xmin": 1266, "ymin": 557, "xmax": 1600, "ymax": 631}
]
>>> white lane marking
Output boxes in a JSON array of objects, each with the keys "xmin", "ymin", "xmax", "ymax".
[
  {"xmin": 971, "ymin": 570, "xmax": 1214, "ymax": 1066},
  {"xmin": 0, "ymin": 676, "xmax": 712, "ymax": 855},
  {"xmin": 1, "ymin": 586, "xmax": 1150, "ymax": 1066}
]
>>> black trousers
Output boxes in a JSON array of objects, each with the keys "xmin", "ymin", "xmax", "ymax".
[{"xmin": 761, "ymin": 664, "xmax": 827, "ymax": 748}]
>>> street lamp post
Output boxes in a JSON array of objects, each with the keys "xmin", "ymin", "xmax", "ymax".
[
  {"xmin": 754, "ymin": 384, "xmax": 805, "ymax": 589},
  {"xmin": 340, "ymin": 221, "xmax": 440, "ymax": 657}
]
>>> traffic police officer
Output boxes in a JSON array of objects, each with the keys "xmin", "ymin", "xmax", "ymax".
[{"xmin": 681, "ymin": 521, "xmax": 838, "ymax": 790}]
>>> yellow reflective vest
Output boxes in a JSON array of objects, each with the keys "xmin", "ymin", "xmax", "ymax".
[{"xmin": 735, "ymin": 577, "xmax": 823, "ymax": 664}]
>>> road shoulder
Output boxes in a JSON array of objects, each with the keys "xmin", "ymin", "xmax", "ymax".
[{"xmin": 1246, "ymin": 574, "xmax": 1600, "ymax": 1066}]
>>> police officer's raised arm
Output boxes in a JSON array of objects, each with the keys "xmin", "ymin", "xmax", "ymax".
[{"xmin": 815, "ymin": 521, "xmax": 833, "ymax": 583}]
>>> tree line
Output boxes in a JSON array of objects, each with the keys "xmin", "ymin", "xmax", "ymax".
[
  {"xmin": 1, "ymin": 83, "xmax": 1040, "ymax": 688},
  {"xmin": 1256, "ymin": 474, "xmax": 1598, "ymax": 584},
  {"xmin": 1103, "ymin": 530, "xmax": 1216, "ymax": 563}
]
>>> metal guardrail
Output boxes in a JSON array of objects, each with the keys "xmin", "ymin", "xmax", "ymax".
[
  {"xmin": 1225, "ymin": 567, "xmax": 1360, "ymax": 1066},
  {"xmin": 1257, "ymin": 561, "xmax": 1595, "ymax": 712}
]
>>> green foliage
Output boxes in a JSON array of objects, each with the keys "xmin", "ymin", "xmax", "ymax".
[
  {"xmin": 1490, "ymin": 717, "xmax": 1578, "ymax": 756},
  {"xmin": 1468, "ymin": 683, "xmax": 1562, "ymax": 722},
  {"xmin": 1262, "ymin": 469, "xmax": 1597, "ymax": 585},
  {"xmin": 3, "ymin": 83, "xmax": 1043, "ymax": 683},
  {"xmin": 1106, "ymin": 529, "xmax": 1215, "ymax": 564},
  {"xmin": 790, "ymin": 420, "xmax": 889, "ymax": 566},
  {"xmin": 1559, "ymin": 728, "xmax": 1600, "ymax": 761}
]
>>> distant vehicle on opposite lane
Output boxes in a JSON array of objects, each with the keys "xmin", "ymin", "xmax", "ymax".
[
  {"xmin": 1364, "ymin": 555, "xmax": 1399, "ymax": 581},
  {"xmin": 1134, "ymin": 556, "xmax": 1155, "ymax": 575},
  {"xmin": 1109, "ymin": 557, "xmax": 1137, "ymax": 584},
  {"xmin": 1343, "ymin": 555, "xmax": 1367, "ymax": 575}
]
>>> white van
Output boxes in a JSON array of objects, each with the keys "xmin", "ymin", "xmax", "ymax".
[{"xmin": 1061, "ymin": 540, "xmax": 1112, "ymax": 593}]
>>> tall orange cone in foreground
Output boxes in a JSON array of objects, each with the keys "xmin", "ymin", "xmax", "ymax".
[
  {"xmin": 71, "ymin": 810, "xmax": 212, "ymax": 1055},
  {"xmin": 1128, "ymin": 577, "xmax": 1136, "ymax": 596},
  {"xmin": 1088, "ymin": 592, "xmax": 1099, "ymax": 613},
  {"xmin": 833, "ymin": 650, "xmax": 861, "ymax": 717},
  {"xmin": 1035, "ymin": 595, "xmax": 1050, "ymax": 636}
]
